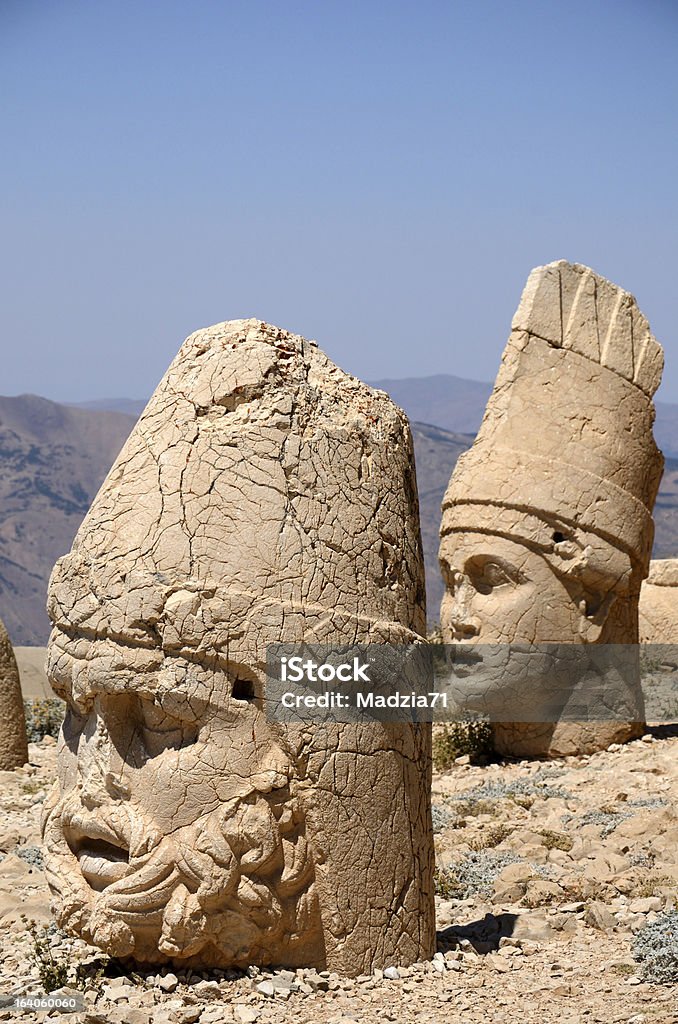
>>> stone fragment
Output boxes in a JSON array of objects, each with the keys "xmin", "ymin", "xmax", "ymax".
[
  {"xmin": 158, "ymin": 974, "xmax": 179, "ymax": 992},
  {"xmin": 234, "ymin": 1008, "xmax": 260, "ymax": 1024},
  {"xmin": 200, "ymin": 1008, "xmax": 232, "ymax": 1024},
  {"xmin": 584, "ymin": 901, "xmax": 617, "ymax": 931},
  {"xmin": 522, "ymin": 879, "xmax": 565, "ymax": 906},
  {"xmin": 0, "ymin": 618, "xmax": 28, "ymax": 770},
  {"xmin": 485, "ymin": 953, "xmax": 512, "ymax": 973},
  {"xmin": 439, "ymin": 261, "xmax": 664, "ymax": 757},
  {"xmin": 383, "ymin": 967, "xmax": 401, "ymax": 980},
  {"xmin": 41, "ymin": 320, "xmax": 435, "ymax": 979},
  {"xmin": 628, "ymin": 897, "xmax": 663, "ymax": 914},
  {"xmin": 255, "ymin": 981, "xmax": 275, "ymax": 998}
]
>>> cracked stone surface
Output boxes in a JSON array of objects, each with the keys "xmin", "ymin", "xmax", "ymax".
[
  {"xmin": 0, "ymin": 617, "xmax": 28, "ymax": 770},
  {"xmin": 439, "ymin": 261, "xmax": 665, "ymax": 758},
  {"xmin": 41, "ymin": 319, "xmax": 435, "ymax": 975}
]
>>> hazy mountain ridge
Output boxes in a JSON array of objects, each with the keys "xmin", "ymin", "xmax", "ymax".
[
  {"xmin": 3, "ymin": 376, "xmax": 678, "ymax": 643},
  {"xmin": 0, "ymin": 396, "xmax": 136, "ymax": 643}
]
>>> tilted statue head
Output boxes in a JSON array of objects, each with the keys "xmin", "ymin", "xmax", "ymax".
[
  {"xmin": 639, "ymin": 559, "xmax": 678, "ymax": 644},
  {"xmin": 439, "ymin": 261, "xmax": 664, "ymax": 756},
  {"xmin": 42, "ymin": 320, "xmax": 434, "ymax": 975}
]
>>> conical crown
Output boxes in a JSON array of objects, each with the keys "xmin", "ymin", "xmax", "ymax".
[
  {"xmin": 442, "ymin": 261, "xmax": 664, "ymax": 571},
  {"xmin": 48, "ymin": 319, "xmax": 426, "ymax": 661}
]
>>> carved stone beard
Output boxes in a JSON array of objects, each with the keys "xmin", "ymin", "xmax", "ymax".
[{"xmin": 41, "ymin": 780, "xmax": 321, "ymax": 967}]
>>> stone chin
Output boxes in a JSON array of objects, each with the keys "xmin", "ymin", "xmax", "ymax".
[{"xmin": 41, "ymin": 782, "xmax": 322, "ymax": 968}]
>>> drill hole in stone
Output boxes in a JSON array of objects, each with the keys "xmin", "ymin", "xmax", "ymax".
[
  {"xmin": 232, "ymin": 678, "xmax": 256, "ymax": 702},
  {"xmin": 552, "ymin": 531, "xmax": 566, "ymax": 544}
]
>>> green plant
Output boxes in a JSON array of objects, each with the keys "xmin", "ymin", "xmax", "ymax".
[
  {"xmin": 631, "ymin": 874, "xmax": 674, "ymax": 899},
  {"xmin": 22, "ymin": 917, "xmax": 68, "ymax": 992},
  {"xmin": 432, "ymin": 721, "xmax": 493, "ymax": 771},
  {"xmin": 23, "ymin": 699, "xmax": 65, "ymax": 742},
  {"xmin": 610, "ymin": 963, "xmax": 636, "ymax": 977},
  {"xmin": 468, "ymin": 824, "xmax": 512, "ymax": 851},
  {"xmin": 21, "ymin": 917, "xmax": 111, "ymax": 995},
  {"xmin": 539, "ymin": 829, "xmax": 573, "ymax": 852}
]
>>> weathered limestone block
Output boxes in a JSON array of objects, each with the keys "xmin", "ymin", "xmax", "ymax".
[
  {"xmin": 0, "ymin": 617, "xmax": 28, "ymax": 770},
  {"xmin": 639, "ymin": 559, "xmax": 678, "ymax": 643},
  {"xmin": 439, "ymin": 261, "xmax": 664, "ymax": 757},
  {"xmin": 42, "ymin": 320, "xmax": 435, "ymax": 975}
]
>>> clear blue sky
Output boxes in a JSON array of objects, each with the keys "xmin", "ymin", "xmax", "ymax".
[{"xmin": 2, "ymin": 0, "xmax": 677, "ymax": 401}]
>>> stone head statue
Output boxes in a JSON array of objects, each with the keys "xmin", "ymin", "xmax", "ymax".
[
  {"xmin": 639, "ymin": 559, "xmax": 678, "ymax": 644},
  {"xmin": 439, "ymin": 261, "xmax": 664, "ymax": 756},
  {"xmin": 42, "ymin": 320, "xmax": 434, "ymax": 974},
  {"xmin": 0, "ymin": 617, "xmax": 28, "ymax": 770}
]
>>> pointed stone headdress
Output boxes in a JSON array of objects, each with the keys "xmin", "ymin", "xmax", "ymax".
[{"xmin": 442, "ymin": 260, "xmax": 664, "ymax": 576}]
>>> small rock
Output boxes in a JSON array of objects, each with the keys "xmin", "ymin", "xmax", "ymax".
[
  {"xmin": 305, "ymin": 973, "xmax": 329, "ymax": 992},
  {"xmin": 200, "ymin": 1007, "xmax": 233, "ymax": 1024},
  {"xmin": 255, "ymin": 980, "xmax": 275, "ymax": 998},
  {"xmin": 584, "ymin": 901, "xmax": 617, "ymax": 931},
  {"xmin": 485, "ymin": 953, "xmax": 511, "ymax": 973},
  {"xmin": 191, "ymin": 980, "xmax": 220, "ymax": 998},
  {"xmin": 383, "ymin": 967, "xmax": 400, "ymax": 980},
  {"xmin": 628, "ymin": 897, "xmax": 662, "ymax": 914},
  {"xmin": 158, "ymin": 973, "xmax": 179, "ymax": 993},
  {"xmin": 178, "ymin": 1008, "xmax": 202, "ymax": 1024},
  {"xmin": 234, "ymin": 1007, "xmax": 260, "ymax": 1023}
]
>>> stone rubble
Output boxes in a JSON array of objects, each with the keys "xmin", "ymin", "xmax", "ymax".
[{"xmin": 0, "ymin": 731, "xmax": 675, "ymax": 1022}]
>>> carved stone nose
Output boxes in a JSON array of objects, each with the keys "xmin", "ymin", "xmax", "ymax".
[
  {"xmin": 105, "ymin": 772, "xmax": 131, "ymax": 800},
  {"xmin": 452, "ymin": 616, "xmax": 480, "ymax": 638}
]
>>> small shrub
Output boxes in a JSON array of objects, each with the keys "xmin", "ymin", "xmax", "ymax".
[
  {"xmin": 610, "ymin": 963, "xmax": 636, "ymax": 977},
  {"xmin": 561, "ymin": 809, "xmax": 633, "ymax": 838},
  {"xmin": 452, "ymin": 798, "xmax": 500, "ymax": 818},
  {"xmin": 16, "ymin": 845, "xmax": 44, "ymax": 870},
  {"xmin": 432, "ymin": 721, "xmax": 493, "ymax": 771},
  {"xmin": 468, "ymin": 824, "xmax": 512, "ymax": 851},
  {"xmin": 23, "ymin": 699, "xmax": 65, "ymax": 743},
  {"xmin": 22, "ymin": 918, "xmax": 69, "ymax": 992},
  {"xmin": 435, "ymin": 850, "xmax": 522, "ymax": 899},
  {"xmin": 21, "ymin": 918, "xmax": 109, "ymax": 994},
  {"xmin": 451, "ymin": 777, "xmax": 571, "ymax": 805},
  {"xmin": 632, "ymin": 910, "xmax": 678, "ymax": 984},
  {"xmin": 20, "ymin": 780, "xmax": 45, "ymax": 797},
  {"xmin": 431, "ymin": 805, "xmax": 452, "ymax": 834},
  {"xmin": 632, "ymin": 874, "xmax": 674, "ymax": 899},
  {"xmin": 540, "ymin": 829, "xmax": 573, "ymax": 852}
]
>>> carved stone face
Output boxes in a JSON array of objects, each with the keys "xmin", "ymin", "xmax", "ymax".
[
  {"xmin": 439, "ymin": 262, "xmax": 664, "ymax": 756},
  {"xmin": 439, "ymin": 533, "xmax": 584, "ymax": 644},
  {"xmin": 43, "ymin": 620, "xmax": 320, "ymax": 966},
  {"xmin": 42, "ymin": 320, "xmax": 434, "ymax": 974}
]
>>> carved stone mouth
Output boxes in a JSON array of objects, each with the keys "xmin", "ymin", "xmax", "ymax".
[{"xmin": 67, "ymin": 830, "xmax": 131, "ymax": 891}]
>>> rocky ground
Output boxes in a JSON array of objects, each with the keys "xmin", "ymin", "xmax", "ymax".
[{"xmin": 0, "ymin": 731, "xmax": 675, "ymax": 1023}]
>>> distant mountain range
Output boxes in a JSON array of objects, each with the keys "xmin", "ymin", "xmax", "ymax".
[
  {"xmin": 1, "ymin": 375, "xmax": 676, "ymax": 645},
  {"xmin": 71, "ymin": 375, "xmax": 678, "ymax": 458}
]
